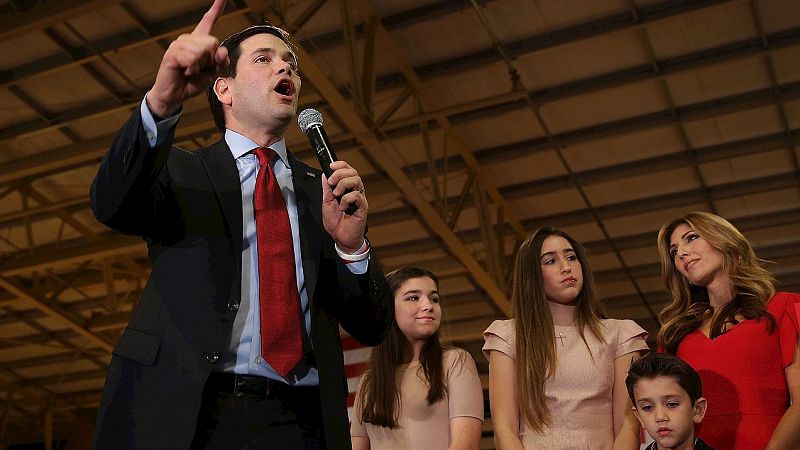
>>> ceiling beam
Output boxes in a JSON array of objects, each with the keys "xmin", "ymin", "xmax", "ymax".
[
  {"xmin": 376, "ymin": 206, "xmax": 800, "ymax": 259},
  {"xmin": 0, "ymin": 120, "xmax": 795, "ymax": 244},
  {"xmin": 0, "ymin": 0, "xmax": 124, "ymax": 41},
  {"xmin": 353, "ymin": 0, "xmax": 527, "ymax": 240},
  {"xmin": 0, "ymin": 276, "xmax": 113, "ymax": 353},
  {"xmin": 367, "ymin": 169, "xmax": 800, "ymax": 228},
  {"xmin": 0, "ymin": 233, "xmax": 141, "ymax": 276},
  {"xmin": 1, "ymin": 25, "xmax": 797, "ymax": 192},
  {"xmin": 0, "ymin": 71, "xmax": 795, "ymax": 243},
  {"xmin": 0, "ymin": 2, "xmax": 780, "ymax": 149},
  {"xmin": 0, "ymin": 0, "xmax": 737, "ymax": 94},
  {"xmin": 0, "ymin": 2, "xmax": 250, "ymax": 90}
]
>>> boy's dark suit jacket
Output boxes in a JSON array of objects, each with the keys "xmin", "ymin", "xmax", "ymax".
[
  {"xmin": 645, "ymin": 437, "xmax": 715, "ymax": 450},
  {"xmin": 90, "ymin": 110, "xmax": 392, "ymax": 450}
]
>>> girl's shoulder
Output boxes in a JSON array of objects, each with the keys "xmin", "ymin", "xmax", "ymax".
[
  {"xmin": 483, "ymin": 318, "xmax": 515, "ymax": 340},
  {"xmin": 444, "ymin": 346, "xmax": 474, "ymax": 360},
  {"xmin": 443, "ymin": 347, "xmax": 478, "ymax": 376},
  {"xmin": 599, "ymin": 318, "xmax": 649, "ymax": 354},
  {"xmin": 443, "ymin": 346, "xmax": 472, "ymax": 363},
  {"xmin": 482, "ymin": 319, "xmax": 516, "ymax": 360}
]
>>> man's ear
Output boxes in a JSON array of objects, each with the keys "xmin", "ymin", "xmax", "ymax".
[
  {"xmin": 213, "ymin": 78, "xmax": 231, "ymax": 106},
  {"xmin": 693, "ymin": 397, "xmax": 707, "ymax": 424}
]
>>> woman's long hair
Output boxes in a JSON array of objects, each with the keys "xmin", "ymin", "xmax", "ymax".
[
  {"xmin": 357, "ymin": 267, "xmax": 447, "ymax": 428},
  {"xmin": 656, "ymin": 212, "xmax": 776, "ymax": 353},
  {"xmin": 513, "ymin": 226, "xmax": 607, "ymax": 432}
]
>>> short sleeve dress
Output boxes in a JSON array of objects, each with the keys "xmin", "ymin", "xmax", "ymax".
[
  {"xmin": 350, "ymin": 347, "xmax": 484, "ymax": 450},
  {"xmin": 482, "ymin": 318, "xmax": 648, "ymax": 450},
  {"xmin": 672, "ymin": 292, "xmax": 800, "ymax": 450}
]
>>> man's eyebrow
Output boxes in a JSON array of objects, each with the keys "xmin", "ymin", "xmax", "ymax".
[
  {"xmin": 248, "ymin": 47, "xmax": 298, "ymax": 66},
  {"xmin": 250, "ymin": 47, "xmax": 293, "ymax": 57}
]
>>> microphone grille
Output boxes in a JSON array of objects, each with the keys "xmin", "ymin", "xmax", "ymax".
[{"xmin": 297, "ymin": 108, "xmax": 323, "ymax": 133}]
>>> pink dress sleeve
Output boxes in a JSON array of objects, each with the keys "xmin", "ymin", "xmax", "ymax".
[
  {"xmin": 349, "ymin": 374, "xmax": 368, "ymax": 438},
  {"xmin": 614, "ymin": 319, "xmax": 649, "ymax": 358},
  {"xmin": 445, "ymin": 348, "xmax": 485, "ymax": 422},
  {"xmin": 769, "ymin": 292, "xmax": 800, "ymax": 368},
  {"xmin": 482, "ymin": 319, "xmax": 515, "ymax": 361}
]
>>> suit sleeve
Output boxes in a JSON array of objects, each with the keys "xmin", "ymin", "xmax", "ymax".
[
  {"xmin": 90, "ymin": 107, "xmax": 175, "ymax": 236},
  {"xmin": 330, "ymin": 249, "xmax": 393, "ymax": 347}
]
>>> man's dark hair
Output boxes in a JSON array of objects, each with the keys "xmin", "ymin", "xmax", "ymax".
[
  {"xmin": 625, "ymin": 353, "xmax": 703, "ymax": 405},
  {"xmin": 206, "ymin": 24, "xmax": 297, "ymax": 132}
]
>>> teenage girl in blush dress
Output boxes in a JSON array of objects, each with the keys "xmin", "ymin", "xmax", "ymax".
[{"xmin": 484, "ymin": 227, "xmax": 649, "ymax": 449}]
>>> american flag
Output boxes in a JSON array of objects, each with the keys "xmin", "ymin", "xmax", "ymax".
[{"xmin": 342, "ymin": 335, "xmax": 371, "ymax": 422}]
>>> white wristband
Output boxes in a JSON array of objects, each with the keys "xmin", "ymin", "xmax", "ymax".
[{"xmin": 335, "ymin": 240, "xmax": 370, "ymax": 262}]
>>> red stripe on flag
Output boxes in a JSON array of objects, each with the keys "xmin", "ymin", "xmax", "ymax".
[
  {"xmin": 345, "ymin": 362, "xmax": 368, "ymax": 378},
  {"xmin": 343, "ymin": 334, "xmax": 369, "ymax": 426},
  {"xmin": 342, "ymin": 336, "xmax": 364, "ymax": 350}
]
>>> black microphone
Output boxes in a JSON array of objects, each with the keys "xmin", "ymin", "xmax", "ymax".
[{"xmin": 297, "ymin": 108, "xmax": 358, "ymax": 215}]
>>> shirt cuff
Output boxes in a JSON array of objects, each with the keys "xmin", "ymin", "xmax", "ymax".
[
  {"xmin": 141, "ymin": 93, "xmax": 181, "ymax": 147},
  {"xmin": 335, "ymin": 240, "xmax": 370, "ymax": 275}
]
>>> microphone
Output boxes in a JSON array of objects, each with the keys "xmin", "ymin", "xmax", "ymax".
[{"xmin": 297, "ymin": 108, "xmax": 358, "ymax": 215}]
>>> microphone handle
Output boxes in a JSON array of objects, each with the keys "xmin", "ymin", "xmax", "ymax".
[{"xmin": 307, "ymin": 124, "xmax": 358, "ymax": 215}]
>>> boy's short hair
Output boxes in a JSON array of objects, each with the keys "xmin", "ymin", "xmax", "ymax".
[{"xmin": 626, "ymin": 353, "xmax": 703, "ymax": 404}]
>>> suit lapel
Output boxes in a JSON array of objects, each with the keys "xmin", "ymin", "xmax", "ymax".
[
  {"xmin": 196, "ymin": 141, "xmax": 321, "ymax": 306},
  {"xmin": 197, "ymin": 139, "xmax": 243, "ymax": 249},
  {"xmin": 288, "ymin": 150, "xmax": 322, "ymax": 305}
]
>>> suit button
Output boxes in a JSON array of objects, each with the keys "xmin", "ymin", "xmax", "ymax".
[
  {"xmin": 228, "ymin": 302, "xmax": 239, "ymax": 311},
  {"xmin": 204, "ymin": 352, "xmax": 220, "ymax": 363}
]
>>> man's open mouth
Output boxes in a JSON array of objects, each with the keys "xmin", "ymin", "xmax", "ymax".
[{"xmin": 274, "ymin": 79, "xmax": 294, "ymax": 97}]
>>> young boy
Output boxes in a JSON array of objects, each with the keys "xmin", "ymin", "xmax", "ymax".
[{"xmin": 625, "ymin": 353, "xmax": 713, "ymax": 450}]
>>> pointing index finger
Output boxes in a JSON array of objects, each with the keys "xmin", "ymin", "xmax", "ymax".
[{"xmin": 192, "ymin": 0, "xmax": 226, "ymax": 36}]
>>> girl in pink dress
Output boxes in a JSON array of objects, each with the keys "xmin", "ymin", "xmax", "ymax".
[
  {"xmin": 351, "ymin": 268, "xmax": 484, "ymax": 450},
  {"xmin": 483, "ymin": 227, "xmax": 648, "ymax": 449},
  {"xmin": 657, "ymin": 211, "xmax": 800, "ymax": 450}
]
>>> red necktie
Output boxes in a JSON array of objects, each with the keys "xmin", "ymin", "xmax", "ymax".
[{"xmin": 253, "ymin": 147, "xmax": 303, "ymax": 378}]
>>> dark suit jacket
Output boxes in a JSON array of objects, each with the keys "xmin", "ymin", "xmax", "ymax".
[
  {"xmin": 89, "ymin": 109, "xmax": 392, "ymax": 450},
  {"xmin": 644, "ymin": 437, "xmax": 715, "ymax": 450}
]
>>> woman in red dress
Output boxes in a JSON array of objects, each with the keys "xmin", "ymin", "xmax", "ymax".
[{"xmin": 656, "ymin": 211, "xmax": 800, "ymax": 450}]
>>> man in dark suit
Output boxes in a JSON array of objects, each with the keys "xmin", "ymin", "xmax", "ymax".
[{"xmin": 89, "ymin": 1, "xmax": 392, "ymax": 449}]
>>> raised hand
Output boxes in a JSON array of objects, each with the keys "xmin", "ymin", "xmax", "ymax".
[
  {"xmin": 147, "ymin": 0, "xmax": 228, "ymax": 118},
  {"xmin": 322, "ymin": 161, "xmax": 368, "ymax": 253}
]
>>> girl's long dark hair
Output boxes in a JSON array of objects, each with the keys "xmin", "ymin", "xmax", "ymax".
[
  {"xmin": 513, "ymin": 226, "xmax": 607, "ymax": 432},
  {"xmin": 357, "ymin": 267, "xmax": 447, "ymax": 428}
]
